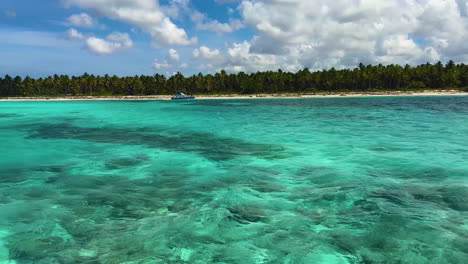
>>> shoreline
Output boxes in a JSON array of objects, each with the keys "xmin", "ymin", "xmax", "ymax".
[{"xmin": 0, "ymin": 90, "xmax": 466, "ymax": 101}]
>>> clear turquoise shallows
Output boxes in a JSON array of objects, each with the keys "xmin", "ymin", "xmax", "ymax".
[{"xmin": 0, "ymin": 96, "xmax": 467, "ymax": 263}]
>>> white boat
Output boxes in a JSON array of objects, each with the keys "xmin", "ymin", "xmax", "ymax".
[{"xmin": 171, "ymin": 92, "xmax": 195, "ymax": 100}]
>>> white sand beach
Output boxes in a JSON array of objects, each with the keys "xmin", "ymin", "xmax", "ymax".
[{"xmin": 0, "ymin": 90, "xmax": 466, "ymax": 101}]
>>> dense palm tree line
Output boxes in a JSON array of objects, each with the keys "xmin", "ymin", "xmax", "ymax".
[{"xmin": 1, "ymin": 61, "xmax": 467, "ymax": 97}]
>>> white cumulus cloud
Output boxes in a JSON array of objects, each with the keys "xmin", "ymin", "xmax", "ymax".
[
  {"xmin": 168, "ymin": 48, "xmax": 180, "ymax": 62},
  {"xmin": 191, "ymin": 11, "xmax": 244, "ymax": 34},
  {"xmin": 62, "ymin": 0, "xmax": 197, "ymax": 46},
  {"xmin": 85, "ymin": 32, "xmax": 133, "ymax": 55},
  {"xmin": 192, "ymin": 0, "xmax": 468, "ymax": 73},
  {"xmin": 193, "ymin": 42, "xmax": 286, "ymax": 73},
  {"xmin": 193, "ymin": 46, "xmax": 221, "ymax": 60},
  {"xmin": 67, "ymin": 13, "xmax": 96, "ymax": 28},
  {"xmin": 65, "ymin": 28, "xmax": 84, "ymax": 40},
  {"xmin": 59, "ymin": 0, "xmax": 468, "ymax": 72},
  {"xmin": 152, "ymin": 60, "xmax": 172, "ymax": 69},
  {"xmin": 152, "ymin": 48, "xmax": 186, "ymax": 70}
]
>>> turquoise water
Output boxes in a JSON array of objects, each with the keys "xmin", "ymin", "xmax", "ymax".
[{"xmin": 0, "ymin": 96, "xmax": 467, "ymax": 264}]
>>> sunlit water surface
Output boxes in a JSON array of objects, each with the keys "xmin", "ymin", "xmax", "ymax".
[{"xmin": 0, "ymin": 96, "xmax": 467, "ymax": 263}]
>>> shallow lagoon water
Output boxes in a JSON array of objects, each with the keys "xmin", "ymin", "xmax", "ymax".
[{"xmin": 0, "ymin": 96, "xmax": 467, "ymax": 263}]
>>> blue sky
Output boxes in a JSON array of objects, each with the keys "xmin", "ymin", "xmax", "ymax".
[
  {"xmin": 0, "ymin": 0, "xmax": 245, "ymax": 77},
  {"xmin": 1, "ymin": 0, "xmax": 467, "ymax": 77}
]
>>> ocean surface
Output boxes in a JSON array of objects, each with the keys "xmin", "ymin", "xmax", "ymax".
[{"xmin": 0, "ymin": 96, "xmax": 467, "ymax": 264}]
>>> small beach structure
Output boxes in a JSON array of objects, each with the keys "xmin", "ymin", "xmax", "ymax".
[{"xmin": 171, "ymin": 91, "xmax": 195, "ymax": 100}]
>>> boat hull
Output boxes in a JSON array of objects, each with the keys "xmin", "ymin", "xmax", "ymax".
[{"xmin": 171, "ymin": 96, "xmax": 195, "ymax": 100}]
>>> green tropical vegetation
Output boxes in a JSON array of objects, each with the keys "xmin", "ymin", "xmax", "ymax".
[{"xmin": 1, "ymin": 61, "xmax": 467, "ymax": 97}]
